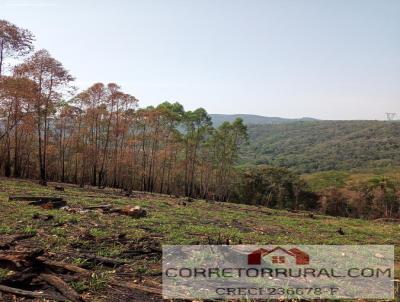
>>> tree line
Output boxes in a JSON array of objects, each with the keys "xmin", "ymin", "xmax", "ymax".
[
  {"xmin": 318, "ymin": 175, "xmax": 400, "ymax": 219},
  {"xmin": 0, "ymin": 20, "xmax": 249, "ymax": 200},
  {"xmin": 3, "ymin": 20, "xmax": 397, "ymax": 218}
]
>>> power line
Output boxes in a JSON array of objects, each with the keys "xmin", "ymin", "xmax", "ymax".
[{"xmin": 385, "ymin": 112, "xmax": 396, "ymax": 121}]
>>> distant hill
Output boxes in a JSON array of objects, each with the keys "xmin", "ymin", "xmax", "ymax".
[
  {"xmin": 240, "ymin": 120, "xmax": 400, "ymax": 173},
  {"xmin": 210, "ymin": 114, "xmax": 317, "ymax": 127}
]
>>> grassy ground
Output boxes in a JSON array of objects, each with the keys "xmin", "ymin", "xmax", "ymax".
[{"xmin": 0, "ymin": 177, "xmax": 399, "ymax": 301}]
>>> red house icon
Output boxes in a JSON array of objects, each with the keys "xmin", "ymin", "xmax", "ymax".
[{"xmin": 248, "ymin": 246, "xmax": 309, "ymax": 265}]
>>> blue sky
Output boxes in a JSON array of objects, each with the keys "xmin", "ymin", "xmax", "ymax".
[{"xmin": 1, "ymin": 0, "xmax": 399, "ymax": 119}]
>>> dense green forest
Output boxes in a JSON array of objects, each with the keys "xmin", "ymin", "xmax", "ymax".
[{"xmin": 240, "ymin": 120, "xmax": 400, "ymax": 173}]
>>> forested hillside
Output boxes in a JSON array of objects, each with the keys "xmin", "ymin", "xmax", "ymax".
[
  {"xmin": 210, "ymin": 114, "xmax": 316, "ymax": 127},
  {"xmin": 241, "ymin": 121, "xmax": 400, "ymax": 173}
]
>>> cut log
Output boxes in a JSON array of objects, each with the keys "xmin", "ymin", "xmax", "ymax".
[
  {"xmin": 107, "ymin": 206, "xmax": 147, "ymax": 218},
  {"xmin": 29, "ymin": 199, "xmax": 67, "ymax": 209},
  {"xmin": 35, "ymin": 256, "xmax": 90, "ymax": 275},
  {"xmin": 0, "ymin": 284, "xmax": 65, "ymax": 301},
  {"xmin": 83, "ymin": 204, "xmax": 112, "ymax": 210},
  {"xmin": 121, "ymin": 206, "xmax": 147, "ymax": 218},
  {"xmin": 40, "ymin": 273, "xmax": 83, "ymax": 302}
]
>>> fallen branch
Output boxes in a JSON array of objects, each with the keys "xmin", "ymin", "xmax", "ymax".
[
  {"xmin": 0, "ymin": 284, "xmax": 65, "ymax": 301},
  {"xmin": 81, "ymin": 254, "xmax": 128, "ymax": 267},
  {"xmin": 28, "ymin": 199, "xmax": 67, "ymax": 209},
  {"xmin": 0, "ymin": 254, "xmax": 23, "ymax": 269},
  {"xmin": 36, "ymin": 256, "xmax": 90, "ymax": 275},
  {"xmin": 0, "ymin": 234, "xmax": 36, "ymax": 250},
  {"xmin": 0, "ymin": 249, "xmax": 44, "ymax": 270},
  {"xmin": 8, "ymin": 196, "xmax": 66, "ymax": 209},
  {"xmin": 83, "ymin": 204, "xmax": 112, "ymax": 210},
  {"xmin": 121, "ymin": 250, "xmax": 159, "ymax": 257},
  {"xmin": 40, "ymin": 273, "xmax": 84, "ymax": 302},
  {"xmin": 0, "ymin": 271, "xmax": 37, "ymax": 285}
]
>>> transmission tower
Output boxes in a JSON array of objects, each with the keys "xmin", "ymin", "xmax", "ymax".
[{"xmin": 385, "ymin": 112, "xmax": 396, "ymax": 121}]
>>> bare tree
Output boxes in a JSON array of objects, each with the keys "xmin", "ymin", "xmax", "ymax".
[
  {"xmin": 0, "ymin": 20, "xmax": 34, "ymax": 76},
  {"xmin": 14, "ymin": 49, "xmax": 74, "ymax": 185}
]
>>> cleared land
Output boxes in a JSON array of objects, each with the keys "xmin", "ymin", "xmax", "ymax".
[{"xmin": 0, "ymin": 178, "xmax": 399, "ymax": 301}]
